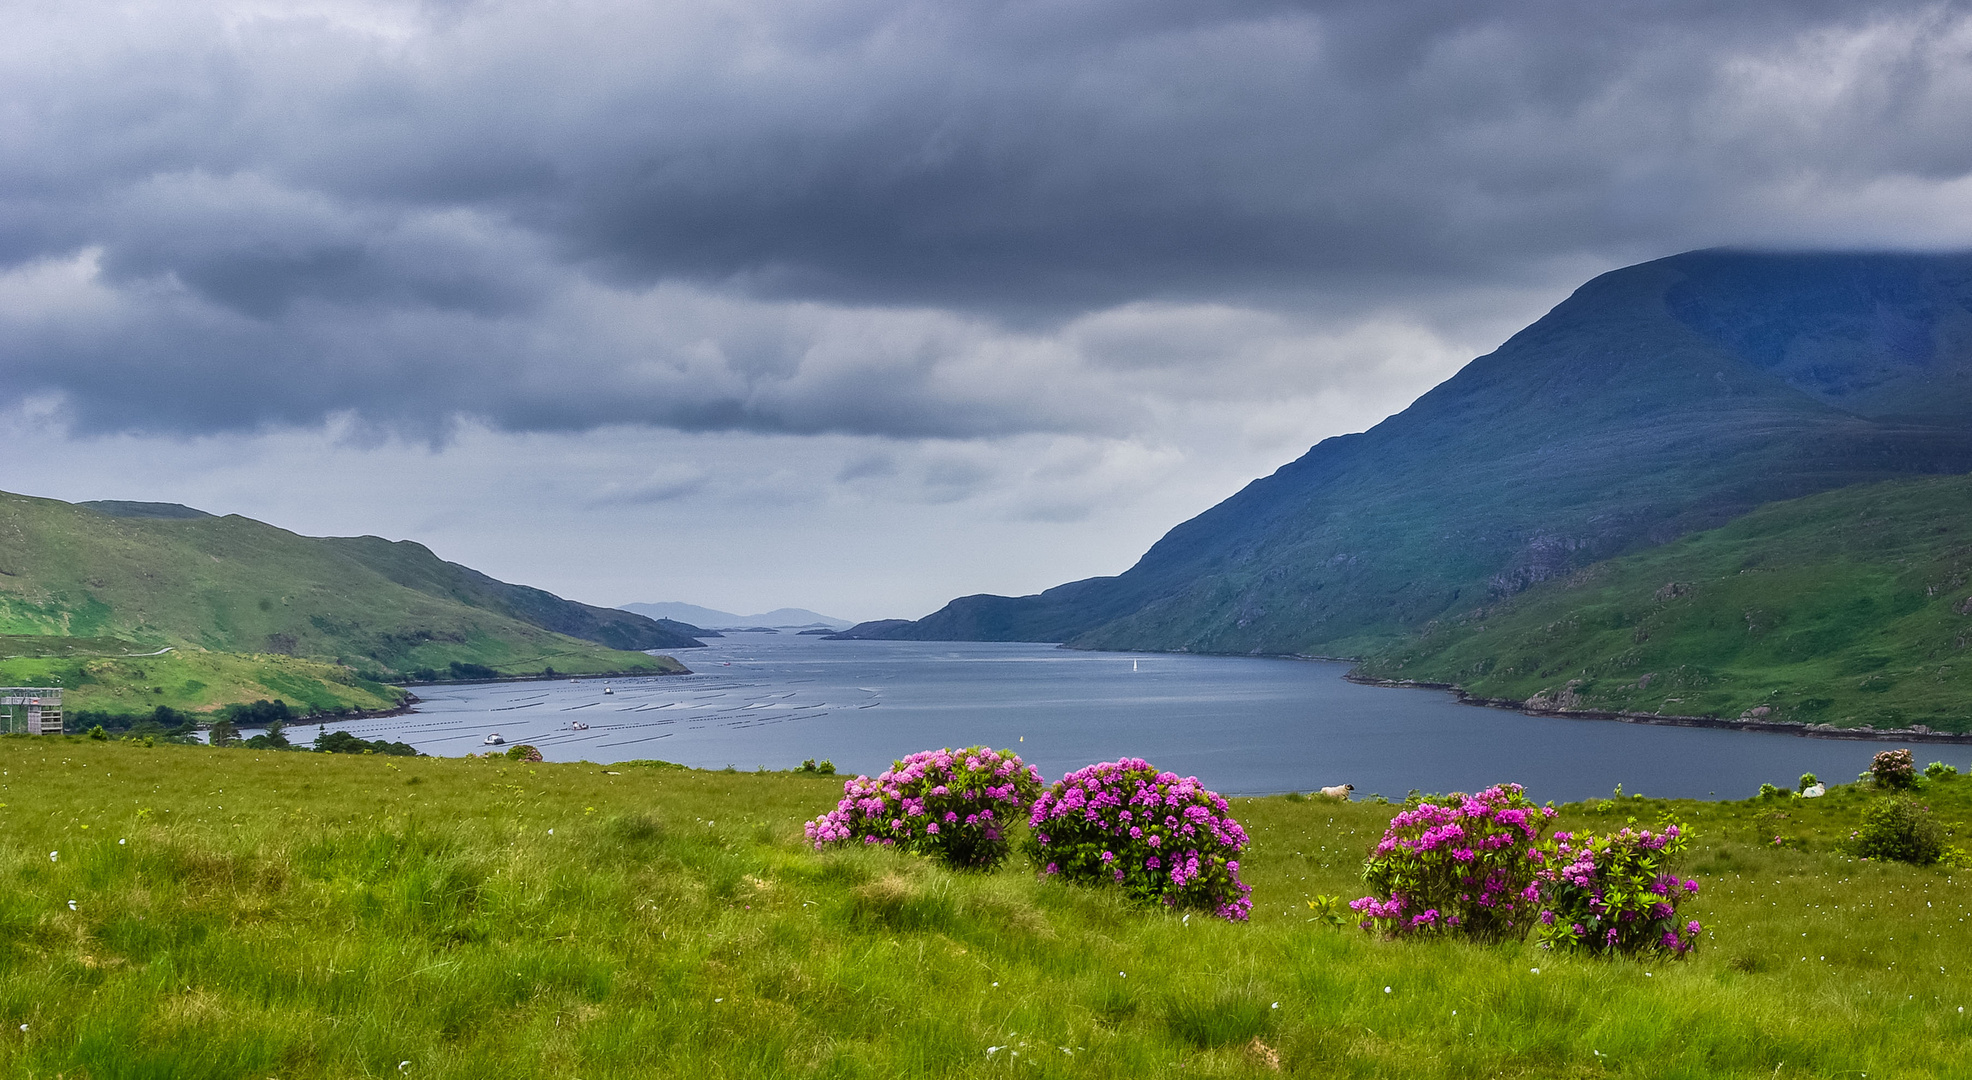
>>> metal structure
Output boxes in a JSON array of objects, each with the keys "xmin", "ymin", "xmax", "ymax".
[{"xmin": 0, "ymin": 688, "xmax": 62, "ymax": 735}]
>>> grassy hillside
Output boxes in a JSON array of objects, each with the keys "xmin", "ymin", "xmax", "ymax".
[
  {"xmin": 0, "ymin": 636, "xmax": 402, "ymax": 716},
  {"xmin": 1357, "ymin": 474, "xmax": 1972, "ymax": 732},
  {"xmin": 0, "ymin": 491, "xmax": 685, "ymax": 714},
  {"xmin": 320, "ymin": 535, "xmax": 706, "ymax": 652},
  {"xmin": 879, "ymin": 251, "xmax": 1972, "ymax": 656},
  {"xmin": 5, "ymin": 739, "xmax": 1972, "ymax": 1077}
]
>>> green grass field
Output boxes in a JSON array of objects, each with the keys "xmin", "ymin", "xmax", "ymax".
[{"xmin": 5, "ymin": 739, "xmax": 1972, "ymax": 1078}]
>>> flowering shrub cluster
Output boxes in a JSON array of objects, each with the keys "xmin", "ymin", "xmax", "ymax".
[
  {"xmin": 1870, "ymin": 749, "xmax": 1916, "ymax": 790},
  {"xmin": 803, "ymin": 747, "xmax": 1043, "ymax": 869},
  {"xmin": 505, "ymin": 744, "xmax": 544, "ymax": 763},
  {"xmin": 1026, "ymin": 759, "xmax": 1252, "ymax": 921},
  {"xmin": 1350, "ymin": 784, "xmax": 1554, "ymax": 941},
  {"xmin": 1352, "ymin": 785, "xmax": 1705, "ymax": 958},
  {"xmin": 1535, "ymin": 822, "xmax": 1702, "ymax": 956}
]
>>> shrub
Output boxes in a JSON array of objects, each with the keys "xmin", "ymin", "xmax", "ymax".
[
  {"xmin": 505, "ymin": 744, "xmax": 544, "ymax": 763},
  {"xmin": 805, "ymin": 747, "xmax": 1042, "ymax": 870},
  {"xmin": 1026, "ymin": 758, "xmax": 1252, "ymax": 920},
  {"xmin": 1871, "ymin": 749, "xmax": 1917, "ymax": 790},
  {"xmin": 1798, "ymin": 772, "xmax": 1819, "ymax": 792},
  {"xmin": 1853, "ymin": 796, "xmax": 1944, "ymax": 865},
  {"xmin": 798, "ymin": 758, "xmax": 837, "ymax": 775},
  {"xmin": 1757, "ymin": 782, "xmax": 1790, "ymax": 800},
  {"xmin": 87, "ymin": 725, "xmax": 108, "ymax": 741},
  {"xmin": 1350, "ymin": 783, "xmax": 1552, "ymax": 941},
  {"xmin": 1536, "ymin": 821, "xmax": 1702, "ymax": 957},
  {"xmin": 1926, "ymin": 761, "xmax": 1958, "ymax": 780},
  {"xmin": 315, "ymin": 730, "xmax": 419, "ymax": 756}
]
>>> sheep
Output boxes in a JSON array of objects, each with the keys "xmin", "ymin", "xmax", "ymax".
[{"xmin": 1319, "ymin": 784, "xmax": 1354, "ymax": 800}]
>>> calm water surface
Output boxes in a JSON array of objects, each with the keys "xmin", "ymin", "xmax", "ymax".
[{"xmin": 310, "ymin": 633, "xmax": 1948, "ymax": 802}]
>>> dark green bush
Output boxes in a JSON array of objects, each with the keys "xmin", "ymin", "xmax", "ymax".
[
  {"xmin": 315, "ymin": 730, "xmax": 420, "ymax": 756},
  {"xmin": 1853, "ymin": 796, "xmax": 1944, "ymax": 865}
]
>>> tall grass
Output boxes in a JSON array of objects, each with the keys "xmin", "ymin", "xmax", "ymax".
[{"xmin": 3, "ymin": 739, "xmax": 1971, "ymax": 1077}]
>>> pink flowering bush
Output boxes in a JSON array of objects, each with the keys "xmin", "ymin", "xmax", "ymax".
[
  {"xmin": 1351, "ymin": 784, "xmax": 1554, "ymax": 941},
  {"xmin": 1536, "ymin": 821, "xmax": 1702, "ymax": 956},
  {"xmin": 1870, "ymin": 749, "xmax": 1917, "ymax": 790},
  {"xmin": 803, "ymin": 747, "xmax": 1043, "ymax": 869},
  {"xmin": 1025, "ymin": 759, "xmax": 1252, "ymax": 921}
]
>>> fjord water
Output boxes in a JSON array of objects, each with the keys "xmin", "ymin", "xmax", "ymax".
[{"xmin": 312, "ymin": 633, "xmax": 1941, "ymax": 802}]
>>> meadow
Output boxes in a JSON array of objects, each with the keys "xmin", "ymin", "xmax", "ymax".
[{"xmin": 4, "ymin": 738, "xmax": 1970, "ymax": 1078}]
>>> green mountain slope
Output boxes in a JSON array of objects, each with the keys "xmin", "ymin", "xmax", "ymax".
[
  {"xmin": 319, "ymin": 536, "xmax": 704, "ymax": 652},
  {"xmin": 0, "ymin": 491, "xmax": 686, "ymax": 712},
  {"xmin": 1355, "ymin": 474, "xmax": 1972, "ymax": 733},
  {"xmin": 870, "ymin": 250, "xmax": 1972, "ymax": 655}
]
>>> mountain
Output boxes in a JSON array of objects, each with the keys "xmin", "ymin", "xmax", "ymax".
[
  {"xmin": 0, "ymin": 491, "xmax": 689, "ymax": 713},
  {"xmin": 869, "ymin": 249, "xmax": 1972, "ymax": 655},
  {"xmin": 1355, "ymin": 474, "xmax": 1972, "ymax": 733},
  {"xmin": 621, "ymin": 602, "xmax": 853, "ymax": 630},
  {"xmin": 322, "ymin": 537, "xmax": 706, "ymax": 651}
]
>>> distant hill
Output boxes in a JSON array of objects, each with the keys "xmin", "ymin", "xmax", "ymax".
[
  {"xmin": 0, "ymin": 491, "xmax": 689, "ymax": 714},
  {"xmin": 1356, "ymin": 474, "xmax": 1972, "ymax": 733},
  {"xmin": 622, "ymin": 602, "xmax": 852, "ymax": 630},
  {"xmin": 869, "ymin": 250, "xmax": 1972, "ymax": 656}
]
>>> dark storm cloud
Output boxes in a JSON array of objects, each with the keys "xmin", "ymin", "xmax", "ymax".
[{"xmin": 2, "ymin": 0, "xmax": 1969, "ymax": 437}]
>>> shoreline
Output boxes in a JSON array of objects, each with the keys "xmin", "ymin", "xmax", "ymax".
[
  {"xmin": 1343, "ymin": 672, "xmax": 1972, "ymax": 745},
  {"xmin": 390, "ymin": 666, "xmax": 694, "ymax": 688}
]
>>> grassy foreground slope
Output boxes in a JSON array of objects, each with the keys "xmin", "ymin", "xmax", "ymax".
[
  {"xmin": 1358, "ymin": 474, "xmax": 1972, "ymax": 732},
  {"xmin": 0, "ymin": 491, "xmax": 684, "ymax": 712},
  {"xmin": 6, "ymin": 739, "xmax": 1972, "ymax": 1078}
]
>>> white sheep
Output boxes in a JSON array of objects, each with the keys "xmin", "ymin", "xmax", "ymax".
[{"xmin": 1319, "ymin": 784, "xmax": 1354, "ymax": 800}]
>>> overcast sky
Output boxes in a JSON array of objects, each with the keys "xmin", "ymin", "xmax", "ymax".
[{"xmin": 4, "ymin": 0, "xmax": 1971, "ymax": 621}]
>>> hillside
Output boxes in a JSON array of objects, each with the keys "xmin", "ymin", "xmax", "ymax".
[
  {"xmin": 0, "ymin": 491, "xmax": 687, "ymax": 713},
  {"xmin": 9, "ymin": 738, "xmax": 1972, "ymax": 1077},
  {"xmin": 1355, "ymin": 474, "xmax": 1972, "ymax": 733},
  {"xmin": 864, "ymin": 250, "xmax": 1972, "ymax": 655},
  {"xmin": 323, "ymin": 537, "xmax": 706, "ymax": 651}
]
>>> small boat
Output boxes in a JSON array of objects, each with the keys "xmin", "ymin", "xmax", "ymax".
[
  {"xmin": 483, "ymin": 733, "xmax": 506, "ymax": 746},
  {"xmin": 603, "ymin": 686, "xmax": 614, "ymax": 695},
  {"xmin": 570, "ymin": 721, "xmax": 589, "ymax": 731}
]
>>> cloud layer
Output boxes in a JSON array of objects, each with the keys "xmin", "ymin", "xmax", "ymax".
[{"xmin": 5, "ymin": 0, "xmax": 1972, "ymax": 441}]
